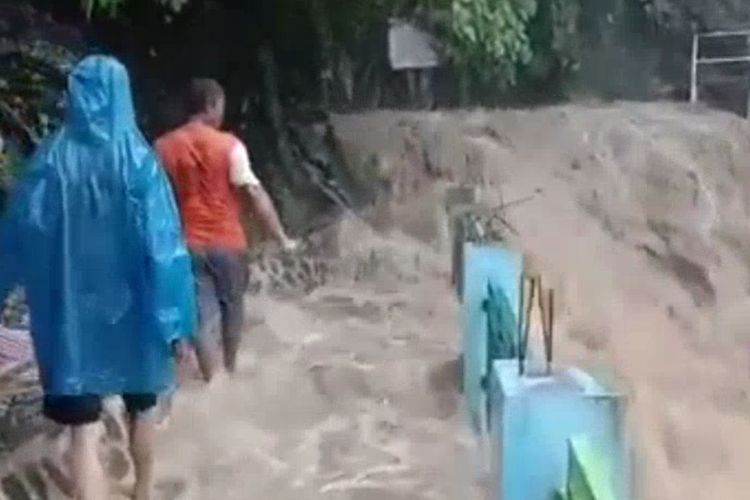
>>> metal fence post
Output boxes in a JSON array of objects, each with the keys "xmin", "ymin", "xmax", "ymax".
[{"xmin": 690, "ymin": 33, "xmax": 699, "ymax": 104}]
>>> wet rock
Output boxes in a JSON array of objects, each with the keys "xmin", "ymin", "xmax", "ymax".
[
  {"xmin": 23, "ymin": 465, "xmax": 48, "ymax": 499},
  {"xmin": 104, "ymin": 446, "xmax": 131, "ymax": 481},
  {"xmin": 101, "ymin": 411, "xmax": 125, "ymax": 442},
  {"xmin": 40, "ymin": 458, "xmax": 73, "ymax": 497},
  {"xmin": 1, "ymin": 474, "xmax": 31, "ymax": 500}
]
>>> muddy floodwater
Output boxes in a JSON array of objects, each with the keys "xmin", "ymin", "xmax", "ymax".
[{"xmin": 152, "ymin": 276, "xmax": 483, "ymax": 500}]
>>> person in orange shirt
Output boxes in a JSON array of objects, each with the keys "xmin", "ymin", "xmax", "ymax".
[{"xmin": 156, "ymin": 79, "xmax": 296, "ymax": 382}]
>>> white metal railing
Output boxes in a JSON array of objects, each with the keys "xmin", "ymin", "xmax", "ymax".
[{"xmin": 690, "ymin": 29, "xmax": 750, "ymax": 111}]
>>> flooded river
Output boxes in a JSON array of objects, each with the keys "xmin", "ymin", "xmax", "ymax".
[{"xmin": 151, "ymin": 274, "xmax": 482, "ymax": 500}]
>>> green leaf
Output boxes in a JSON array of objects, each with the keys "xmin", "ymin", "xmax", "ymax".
[{"xmin": 445, "ymin": 0, "xmax": 537, "ymax": 88}]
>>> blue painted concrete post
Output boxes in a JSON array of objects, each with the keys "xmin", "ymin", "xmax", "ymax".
[
  {"xmin": 489, "ymin": 360, "xmax": 629, "ymax": 500},
  {"xmin": 461, "ymin": 243, "xmax": 523, "ymax": 433}
]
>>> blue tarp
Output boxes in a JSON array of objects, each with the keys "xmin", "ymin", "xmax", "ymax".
[{"xmin": 0, "ymin": 55, "xmax": 196, "ymax": 395}]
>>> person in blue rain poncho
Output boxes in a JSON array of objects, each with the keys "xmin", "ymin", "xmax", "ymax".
[{"xmin": 0, "ymin": 55, "xmax": 196, "ymax": 500}]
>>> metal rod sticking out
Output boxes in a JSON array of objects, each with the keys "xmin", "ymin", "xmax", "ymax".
[
  {"xmin": 544, "ymin": 289, "xmax": 554, "ymax": 375},
  {"xmin": 517, "ymin": 273, "xmax": 526, "ymax": 376},
  {"xmin": 519, "ymin": 275, "xmax": 538, "ymax": 376}
]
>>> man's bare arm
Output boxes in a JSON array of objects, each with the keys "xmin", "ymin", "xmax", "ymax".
[
  {"xmin": 229, "ymin": 140, "xmax": 296, "ymax": 250},
  {"xmin": 244, "ymin": 184, "xmax": 294, "ymax": 247}
]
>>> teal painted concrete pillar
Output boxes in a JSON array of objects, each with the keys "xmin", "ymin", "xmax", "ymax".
[
  {"xmin": 489, "ymin": 360, "xmax": 630, "ymax": 500},
  {"xmin": 461, "ymin": 243, "xmax": 523, "ymax": 433}
]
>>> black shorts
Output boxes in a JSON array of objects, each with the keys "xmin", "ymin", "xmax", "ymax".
[{"xmin": 43, "ymin": 393, "xmax": 157, "ymax": 426}]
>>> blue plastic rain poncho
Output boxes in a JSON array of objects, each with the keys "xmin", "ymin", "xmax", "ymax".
[{"xmin": 0, "ymin": 56, "xmax": 196, "ymax": 396}]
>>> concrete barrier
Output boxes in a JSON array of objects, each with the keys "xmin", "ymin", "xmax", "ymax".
[
  {"xmin": 489, "ymin": 360, "xmax": 629, "ymax": 500},
  {"xmin": 461, "ymin": 242, "xmax": 523, "ymax": 433},
  {"xmin": 453, "ymin": 210, "xmax": 631, "ymax": 499}
]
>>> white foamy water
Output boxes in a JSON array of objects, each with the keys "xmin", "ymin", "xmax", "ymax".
[{"xmin": 151, "ymin": 275, "xmax": 482, "ymax": 500}]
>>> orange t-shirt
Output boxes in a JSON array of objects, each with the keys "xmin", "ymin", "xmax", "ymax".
[{"xmin": 156, "ymin": 122, "xmax": 248, "ymax": 251}]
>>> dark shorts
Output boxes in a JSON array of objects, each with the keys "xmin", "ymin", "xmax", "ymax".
[
  {"xmin": 43, "ymin": 393, "xmax": 157, "ymax": 426},
  {"xmin": 191, "ymin": 248, "xmax": 249, "ymax": 353}
]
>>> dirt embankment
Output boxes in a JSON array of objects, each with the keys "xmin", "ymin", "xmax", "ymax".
[{"xmin": 331, "ymin": 102, "xmax": 750, "ymax": 500}]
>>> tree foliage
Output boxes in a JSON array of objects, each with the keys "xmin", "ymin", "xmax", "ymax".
[
  {"xmin": 81, "ymin": 0, "xmax": 186, "ymax": 17},
  {"xmin": 79, "ymin": 0, "xmax": 560, "ymax": 90},
  {"xmin": 444, "ymin": 0, "xmax": 538, "ymax": 88}
]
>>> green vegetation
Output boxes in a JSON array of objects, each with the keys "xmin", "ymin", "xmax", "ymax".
[
  {"xmin": 445, "ymin": 0, "xmax": 537, "ymax": 87},
  {"xmin": 77, "ymin": 0, "xmax": 583, "ymax": 95},
  {"xmin": 0, "ymin": 0, "xmax": 677, "ymax": 192},
  {"xmin": 0, "ymin": 36, "xmax": 79, "ymax": 197},
  {"xmin": 81, "ymin": 0, "xmax": 186, "ymax": 17}
]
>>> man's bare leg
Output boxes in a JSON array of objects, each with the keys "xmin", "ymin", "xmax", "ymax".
[
  {"xmin": 221, "ymin": 324, "xmax": 241, "ymax": 375},
  {"xmin": 130, "ymin": 413, "xmax": 156, "ymax": 500},
  {"xmin": 70, "ymin": 423, "xmax": 107, "ymax": 500},
  {"xmin": 220, "ymin": 291, "xmax": 246, "ymax": 375},
  {"xmin": 195, "ymin": 337, "xmax": 218, "ymax": 383}
]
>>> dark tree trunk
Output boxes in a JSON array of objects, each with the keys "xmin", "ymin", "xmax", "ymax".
[
  {"xmin": 310, "ymin": 0, "xmax": 334, "ymax": 109},
  {"xmin": 257, "ymin": 43, "xmax": 299, "ymax": 187}
]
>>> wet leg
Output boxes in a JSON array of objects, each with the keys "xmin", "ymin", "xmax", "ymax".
[
  {"xmin": 70, "ymin": 423, "xmax": 107, "ymax": 500},
  {"xmin": 125, "ymin": 397, "xmax": 158, "ymax": 500}
]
